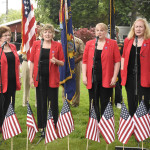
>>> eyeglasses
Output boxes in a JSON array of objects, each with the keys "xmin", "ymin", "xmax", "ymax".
[{"xmin": 2, "ymin": 34, "xmax": 11, "ymax": 37}]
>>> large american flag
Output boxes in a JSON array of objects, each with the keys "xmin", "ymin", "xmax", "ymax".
[
  {"xmin": 98, "ymin": 102, "xmax": 115, "ymax": 144},
  {"xmin": 45, "ymin": 108, "xmax": 58, "ymax": 144},
  {"xmin": 56, "ymin": 100, "xmax": 74, "ymax": 138},
  {"xmin": 133, "ymin": 100, "xmax": 150, "ymax": 142},
  {"xmin": 2, "ymin": 103, "xmax": 22, "ymax": 140},
  {"xmin": 26, "ymin": 102, "xmax": 38, "ymax": 143},
  {"xmin": 118, "ymin": 102, "xmax": 134, "ymax": 144},
  {"xmin": 85, "ymin": 106, "xmax": 100, "ymax": 142},
  {"xmin": 22, "ymin": 0, "xmax": 36, "ymax": 60}
]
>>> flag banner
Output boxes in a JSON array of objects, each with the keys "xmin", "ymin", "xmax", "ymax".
[
  {"xmin": 85, "ymin": 106, "xmax": 100, "ymax": 143},
  {"xmin": 118, "ymin": 102, "xmax": 134, "ymax": 144},
  {"xmin": 133, "ymin": 100, "xmax": 150, "ymax": 142},
  {"xmin": 108, "ymin": 0, "xmax": 116, "ymax": 39},
  {"xmin": 59, "ymin": 0, "xmax": 76, "ymax": 102},
  {"xmin": 26, "ymin": 102, "xmax": 38, "ymax": 143},
  {"xmin": 57, "ymin": 100, "xmax": 74, "ymax": 138},
  {"xmin": 45, "ymin": 108, "xmax": 58, "ymax": 144},
  {"xmin": 22, "ymin": 0, "xmax": 36, "ymax": 60},
  {"xmin": 2, "ymin": 103, "xmax": 22, "ymax": 140},
  {"xmin": 98, "ymin": 102, "xmax": 115, "ymax": 144}
]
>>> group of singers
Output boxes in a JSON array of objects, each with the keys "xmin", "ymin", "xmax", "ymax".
[{"xmin": 0, "ymin": 18, "xmax": 150, "ymax": 136}]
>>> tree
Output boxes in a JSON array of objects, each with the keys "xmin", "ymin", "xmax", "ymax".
[{"xmin": 0, "ymin": 9, "xmax": 21, "ymax": 24}]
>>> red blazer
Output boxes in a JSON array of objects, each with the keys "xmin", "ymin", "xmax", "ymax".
[
  {"xmin": 30, "ymin": 40, "xmax": 65, "ymax": 88},
  {"xmin": 0, "ymin": 43, "xmax": 21, "ymax": 93},
  {"xmin": 121, "ymin": 38, "xmax": 150, "ymax": 87},
  {"xmin": 83, "ymin": 38, "xmax": 121, "ymax": 89}
]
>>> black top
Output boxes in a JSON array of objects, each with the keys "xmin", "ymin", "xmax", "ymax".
[
  {"xmin": 94, "ymin": 49, "xmax": 102, "ymax": 84},
  {"xmin": 127, "ymin": 44, "xmax": 141, "ymax": 76},
  {"xmin": 40, "ymin": 48, "xmax": 50, "ymax": 76},
  {"xmin": 5, "ymin": 52, "xmax": 16, "ymax": 80}
]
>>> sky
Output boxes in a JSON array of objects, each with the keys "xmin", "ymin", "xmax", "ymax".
[{"xmin": 0, "ymin": 0, "xmax": 37, "ymax": 15}]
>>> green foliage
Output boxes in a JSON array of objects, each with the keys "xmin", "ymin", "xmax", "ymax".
[{"xmin": 0, "ymin": 9, "xmax": 21, "ymax": 24}]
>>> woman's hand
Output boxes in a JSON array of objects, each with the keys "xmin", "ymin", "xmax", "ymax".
[
  {"xmin": 110, "ymin": 76, "xmax": 117, "ymax": 86},
  {"xmin": 83, "ymin": 76, "xmax": 87, "ymax": 86},
  {"xmin": 50, "ymin": 54, "xmax": 57, "ymax": 64},
  {"xmin": 30, "ymin": 77, "xmax": 34, "ymax": 88}
]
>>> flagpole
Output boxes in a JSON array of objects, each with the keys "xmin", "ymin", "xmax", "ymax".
[
  {"xmin": 86, "ymin": 99, "xmax": 93, "ymax": 150},
  {"xmin": 86, "ymin": 139, "xmax": 89, "ymax": 150},
  {"xmin": 123, "ymin": 144, "xmax": 124, "ymax": 150},
  {"xmin": 26, "ymin": 126, "xmax": 28, "ymax": 150},
  {"xmin": 142, "ymin": 141, "xmax": 143, "ymax": 150},
  {"xmin": 68, "ymin": 135, "xmax": 69, "ymax": 150},
  {"xmin": 11, "ymin": 97, "xmax": 13, "ymax": 150},
  {"xmin": 106, "ymin": 144, "xmax": 108, "ymax": 150},
  {"xmin": 45, "ymin": 144, "xmax": 47, "ymax": 150}
]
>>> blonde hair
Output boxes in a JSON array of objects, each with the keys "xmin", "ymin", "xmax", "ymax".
[
  {"xmin": 95, "ymin": 23, "xmax": 108, "ymax": 32},
  {"xmin": 128, "ymin": 18, "xmax": 150, "ymax": 40},
  {"xmin": 41, "ymin": 24, "xmax": 55, "ymax": 38}
]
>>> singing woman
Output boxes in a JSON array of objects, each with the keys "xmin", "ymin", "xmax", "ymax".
[
  {"xmin": 30, "ymin": 24, "xmax": 64, "ymax": 136},
  {"xmin": 0, "ymin": 26, "xmax": 21, "ymax": 132},
  {"xmin": 82, "ymin": 23, "xmax": 121, "ymax": 121},
  {"xmin": 121, "ymin": 18, "xmax": 150, "ymax": 116}
]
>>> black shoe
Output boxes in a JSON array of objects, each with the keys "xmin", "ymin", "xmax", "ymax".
[{"xmin": 41, "ymin": 130, "xmax": 45, "ymax": 138}]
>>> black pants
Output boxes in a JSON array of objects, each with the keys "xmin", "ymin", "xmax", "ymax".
[
  {"xmin": 0, "ymin": 79, "xmax": 16, "ymax": 127},
  {"xmin": 88, "ymin": 83, "xmax": 113, "ymax": 122},
  {"xmin": 125, "ymin": 75, "xmax": 150, "ymax": 117},
  {"xmin": 36, "ymin": 75, "xmax": 58, "ymax": 128},
  {"xmin": 115, "ymin": 71, "xmax": 122, "ymax": 105}
]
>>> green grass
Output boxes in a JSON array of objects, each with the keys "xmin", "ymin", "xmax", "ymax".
[{"xmin": 0, "ymin": 80, "xmax": 150, "ymax": 150}]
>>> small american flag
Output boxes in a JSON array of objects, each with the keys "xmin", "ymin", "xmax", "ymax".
[
  {"xmin": 45, "ymin": 108, "xmax": 58, "ymax": 144},
  {"xmin": 85, "ymin": 106, "xmax": 100, "ymax": 142},
  {"xmin": 26, "ymin": 102, "xmax": 38, "ymax": 143},
  {"xmin": 98, "ymin": 102, "xmax": 115, "ymax": 144},
  {"xmin": 118, "ymin": 102, "xmax": 134, "ymax": 144},
  {"xmin": 22, "ymin": 0, "xmax": 36, "ymax": 60},
  {"xmin": 2, "ymin": 103, "xmax": 22, "ymax": 140},
  {"xmin": 133, "ymin": 100, "xmax": 150, "ymax": 142},
  {"xmin": 56, "ymin": 100, "xmax": 74, "ymax": 138}
]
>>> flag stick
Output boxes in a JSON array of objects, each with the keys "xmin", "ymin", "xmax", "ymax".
[
  {"xmin": 142, "ymin": 141, "xmax": 143, "ymax": 150},
  {"xmin": 123, "ymin": 144, "xmax": 124, "ymax": 150},
  {"xmin": 26, "ymin": 127, "xmax": 28, "ymax": 150},
  {"xmin": 68, "ymin": 135, "xmax": 69, "ymax": 150},
  {"xmin": 106, "ymin": 144, "xmax": 108, "ymax": 150},
  {"xmin": 11, "ymin": 138, "xmax": 13, "ymax": 150},
  {"xmin": 11, "ymin": 97, "xmax": 13, "ymax": 150},
  {"xmin": 45, "ymin": 144, "xmax": 47, "ymax": 150},
  {"xmin": 86, "ymin": 139, "xmax": 89, "ymax": 150}
]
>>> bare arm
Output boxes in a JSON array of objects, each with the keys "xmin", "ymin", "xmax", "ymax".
[{"xmin": 110, "ymin": 62, "xmax": 120, "ymax": 86}]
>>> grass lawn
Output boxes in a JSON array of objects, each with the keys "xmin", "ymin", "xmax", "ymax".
[{"xmin": 0, "ymin": 78, "xmax": 150, "ymax": 150}]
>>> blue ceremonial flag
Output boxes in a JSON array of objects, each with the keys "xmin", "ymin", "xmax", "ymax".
[{"xmin": 59, "ymin": 0, "xmax": 76, "ymax": 102}]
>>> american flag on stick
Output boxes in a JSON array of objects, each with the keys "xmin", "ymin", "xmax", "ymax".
[
  {"xmin": 133, "ymin": 100, "xmax": 150, "ymax": 142},
  {"xmin": 85, "ymin": 105, "xmax": 100, "ymax": 142},
  {"xmin": 2, "ymin": 103, "xmax": 22, "ymax": 140},
  {"xmin": 98, "ymin": 102, "xmax": 115, "ymax": 144},
  {"xmin": 26, "ymin": 102, "xmax": 38, "ymax": 143},
  {"xmin": 118, "ymin": 102, "xmax": 134, "ymax": 144},
  {"xmin": 22, "ymin": 0, "xmax": 36, "ymax": 60},
  {"xmin": 56, "ymin": 100, "xmax": 74, "ymax": 138},
  {"xmin": 45, "ymin": 108, "xmax": 58, "ymax": 144}
]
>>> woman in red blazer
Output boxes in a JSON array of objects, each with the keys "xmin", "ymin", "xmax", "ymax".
[
  {"xmin": 0, "ymin": 26, "xmax": 21, "ymax": 132},
  {"xmin": 121, "ymin": 18, "xmax": 150, "ymax": 116},
  {"xmin": 82, "ymin": 23, "xmax": 121, "ymax": 121},
  {"xmin": 30, "ymin": 24, "xmax": 64, "ymax": 136}
]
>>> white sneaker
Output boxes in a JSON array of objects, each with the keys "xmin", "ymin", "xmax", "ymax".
[{"xmin": 117, "ymin": 103, "xmax": 121, "ymax": 109}]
